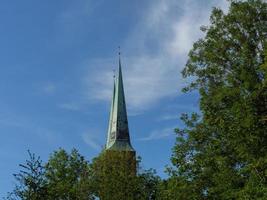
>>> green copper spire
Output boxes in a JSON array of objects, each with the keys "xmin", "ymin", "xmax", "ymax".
[
  {"xmin": 106, "ymin": 56, "xmax": 135, "ymax": 151},
  {"xmin": 106, "ymin": 78, "xmax": 116, "ymax": 147}
]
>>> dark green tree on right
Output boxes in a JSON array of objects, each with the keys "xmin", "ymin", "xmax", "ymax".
[{"xmin": 167, "ymin": 0, "xmax": 267, "ymax": 199}]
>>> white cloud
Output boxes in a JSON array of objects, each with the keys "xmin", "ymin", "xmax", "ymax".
[
  {"xmin": 84, "ymin": 0, "xmax": 229, "ymax": 113},
  {"xmin": 56, "ymin": 0, "xmax": 94, "ymax": 34},
  {"xmin": 137, "ymin": 127, "xmax": 175, "ymax": 141},
  {"xmin": 82, "ymin": 132, "xmax": 102, "ymax": 152},
  {"xmin": 157, "ymin": 114, "xmax": 179, "ymax": 121}
]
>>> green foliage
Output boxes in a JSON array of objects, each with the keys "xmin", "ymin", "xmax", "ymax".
[
  {"xmin": 6, "ymin": 149, "xmax": 94, "ymax": 200},
  {"xmin": 45, "ymin": 148, "xmax": 94, "ymax": 200},
  {"xmin": 137, "ymin": 169, "xmax": 161, "ymax": 200},
  {"xmin": 7, "ymin": 149, "xmax": 161, "ymax": 200},
  {"xmin": 90, "ymin": 150, "xmax": 138, "ymax": 200},
  {"xmin": 5, "ymin": 151, "xmax": 47, "ymax": 200},
  {"xmin": 90, "ymin": 150, "xmax": 162, "ymax": 200},
  {"xmin": 168, "ymin": 0, "xmax": 267, "ymax": 199}
]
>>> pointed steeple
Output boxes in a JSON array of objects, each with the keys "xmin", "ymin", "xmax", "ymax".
[
  {"xmin": 106, "ymin": 55, "xmax": 135, "ymax": 151},
  {"xmin": 106, "ymin": 78, "xmax": 116, "ymax": 146}
]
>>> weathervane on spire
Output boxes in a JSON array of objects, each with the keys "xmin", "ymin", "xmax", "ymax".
[
  {"xmin": 112, "ymin": 46, "xmax": 121, "ymax": 81},
  {"xmin": 118, "ymin": 46, "xmax": 121, "ymax": 56}
]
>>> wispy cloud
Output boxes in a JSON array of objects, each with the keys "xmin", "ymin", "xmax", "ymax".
[
  {"xmin": 137, "ymin": 127, "xmax": 176, "ymax": 141},
  {"xmin": 0, "ymin": 115, "xmax": 26, "ymax": 128},
  {"xmin": 82, "ymin": 132, "xmax": 102, "ymax": 152},
  {"xmin": 0, "ymin": 111, "xmax": 62, "ymax": 144},
  {"xmin": 58, "ymin": 102, "xmax": 81, "ymax": 111},
  {"xmin": 84, "ymin": 0, "xmax": 229, "ymax": 113},
  {"xmin": 157, "ymin": 114, "xmax": 179, "ymax": 122},
  {"xmin": 157, "ymin": 100, "xmax": 200, "ymax": 121},
  {"xmin": 43, "ymin": 83, "xmax": 56, "ymax": 95}
]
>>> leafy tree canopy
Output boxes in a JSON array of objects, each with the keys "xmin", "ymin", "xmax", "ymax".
[
  {"xmin": 6, "ymin": 149, "xmax": 161, "ymax": 200},
  {"xmin": 168, "ymin": 0, "xmax": 267, "ymax": 199}
]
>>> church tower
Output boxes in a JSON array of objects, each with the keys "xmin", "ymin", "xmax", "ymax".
[
  {"xmin": 106, "ymin": 55, "xmax": 135, "ymax": 153},
  {"xmin": 93, "ymin": 55, "xmax": 137, "ymax": 200}
]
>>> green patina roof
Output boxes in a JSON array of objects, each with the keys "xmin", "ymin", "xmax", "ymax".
[{"xmin": 106, "ymin": 57, "xmax": 135, "ymax": 152}]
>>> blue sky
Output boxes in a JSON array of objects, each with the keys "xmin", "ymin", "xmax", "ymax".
[{"xmin": 0, "ymin": 0, "xmax": 228, "ymax": 196}]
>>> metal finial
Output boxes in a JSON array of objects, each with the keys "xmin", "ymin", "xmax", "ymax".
[{"xmin": 118, "ymin": 46, "xmax": 121, "ymax": 56}]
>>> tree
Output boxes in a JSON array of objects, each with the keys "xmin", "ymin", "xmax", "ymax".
[
  {"xmin": 7, "ymin": 148, "xmax": 161, "ymax": 200},
  {"xmin": 137, "ymin": 169, "xmax": 161, "ymax": 200},
  {"xmin": 45, "ymin": 148, "xmax": 94, "ymax": 200},
  {"xmin": 169, "ymin": 0, "xmax": 267, "ymax": 199},
  {"xmin": 90, "ymin": 151, "xmax": 162, "ymax": 200},
  {"xmin": 5, "ymin": 151, "xmax": 47, "ymax": 200},
  {"xmin": 90, "ymin": 150, "xmax": 138, "ymax": 200},
  {"xmin": 6, "ymin": 149, "xmax": 94, "ymax": 200}
]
